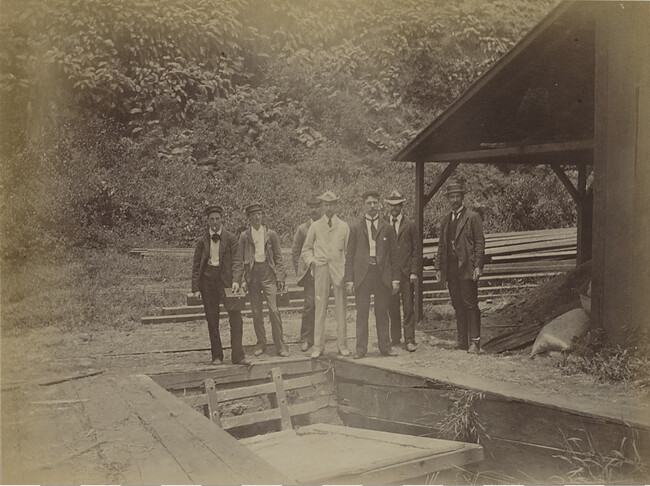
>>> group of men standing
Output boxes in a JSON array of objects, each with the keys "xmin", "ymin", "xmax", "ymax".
[{"xmin": 191, "ymin": 180, "xmax": 485, "ymax": 366}]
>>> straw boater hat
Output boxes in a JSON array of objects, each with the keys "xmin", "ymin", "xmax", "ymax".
[
  {"xmin": 204, "ymin": 204, "xmax": 224, "ymax": 216},
  {"xmin": 318, "ymin": 191, "xmax": 340, "ymax": 202},
  {"xmin": 245, "ymin": 203, "xmax": 263, "ymax": 215},
  {"xmin": 444, "ymin": 180, "xmax": 465, "ymax": 196},
  {"xmin": 384, "ymin": 190, "xmax": 406, "ymax": 205}
]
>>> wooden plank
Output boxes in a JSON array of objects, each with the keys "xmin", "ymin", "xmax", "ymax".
[
  {"xmin": 204, "ymin": 378, "xmax": 221, "ymax": 426},
  {"xmin": 220, "ymin": 395, "xmax": 334, "ymax": 430},
  {"xmin": 127, "ymin": 374, "xmax": 289, "ymax": 484},
  {"xmin": 269, "ymin": 368, "xmax": 292, "ymax": 430}
]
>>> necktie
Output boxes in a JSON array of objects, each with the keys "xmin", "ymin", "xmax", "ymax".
[
  {"xmin": 392, "ymin": 218, "xmax": 398, "ymax": 233},
  {"xmin": 211, "ymin": 233, "xmax": 221, "ymax": 242},
  {"xmin": 366, "ymin": 218, "xmax": 377, "ymax": 241},
  {"xmin": 328, "ymin": 217, "xmax": 332, "ymax": 228}
]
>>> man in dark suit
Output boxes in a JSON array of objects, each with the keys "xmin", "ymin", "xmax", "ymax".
[
  {"xmin": 291, "ymin": 195, "xmax": 324, "ymax": 352},
  {"xmin": 435, "ymin": 180, "xmax": 485, "ymax": 354},
  {"xmin": 384, "ymin": 190, "xmax": 420, "ymax": 352},
  {"xmin": 235, "ymin": 203, "xmax": 289, "ymax": 357},
  {"xmin": 345, "ymin": 191, "xmax": 400, "ymax": 359},
  {"xmin": 191, "ymin": 205, "xmax": 249, "ymax": 365}
]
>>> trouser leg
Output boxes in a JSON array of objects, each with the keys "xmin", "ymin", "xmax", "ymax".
[
  {"xmin": 388, "ymin": 290, "xmax": 402, "ymax": 344},
  {"xmin": 313, "ymin": 265, "xmax": 330, "ymax": 352},
  {"xmin": 228, "ymin": 309, "xmax": 245, "ymax": 363},
  {"xmin": 372, "ymin": 269, "xmax": 392, "ymax": 354},
  {"xmin": 300, "ymin": 274, "xmax": 316, "ymax": 346},
  {"xmin": 401, "ymin": 279, "xmax": 416, "ymax": 344},
  {"xmin": 201, "ymin": 268, "xmax": 223, "ymax": 362},
  {"xmin": 460, "ymin": 278, "xmax": 480, "ymax": 341},
  {"xmin": 249, "ymin": 266, "xmax": 267, "ymax": 348},
  {"xmin": 333, "ymin": 281, "xmax": 348, "ymax": 351},
  {"xmin": 259, "ymin": 264, "xmax": 286, "ymax": 354},
  {"xmin": 355, "ymin": 275, "xmax": 371, "ymax": 355},
  {"xmin": 447, "ymin": 268, "xmax": 468, "ymax": 349}
]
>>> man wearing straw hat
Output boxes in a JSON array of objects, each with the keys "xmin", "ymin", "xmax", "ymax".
[
  {"xmin": 301, "ymin": 191, "xmax": 350, "ymax": 358},
  {"xmin": 291, "ymin": 194, "xmax": 324, "ymax": 352},
  {"xmin": 236, "ymin": 203, "xmax": 289, "ymax": 357},
  {"xmin": 435, "ymin": 180, "xmax": 485, "ymax": 354},
  {"xmin": 191, "ymin": 205, "xmax": 250, "ymax": 366},
  {"xmin": 384, "ymin": 190, "xmax": 420, "ymax": 352}
]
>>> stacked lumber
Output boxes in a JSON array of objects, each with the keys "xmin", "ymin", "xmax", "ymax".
[{"xmin": 139, "ymin": 227, "xmax": 578, "ymax": 325}]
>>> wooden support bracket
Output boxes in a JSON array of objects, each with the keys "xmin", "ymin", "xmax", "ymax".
[
  {"xmin": 424, "ymin": 162, "xmax": 460, "ymax": 205},
  {"xmin": 550, "ymin": 164, "xmax": 580, "ymax": 203},
  {"xmin": 269, "ymin": 368, "xmax": 292, "ymax": 431},
  {"xmin": 204, "ymin": 378, "xmax": 222, "ymax": 427}
]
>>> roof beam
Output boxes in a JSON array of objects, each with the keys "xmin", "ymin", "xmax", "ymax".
[
  {"xmin": 424, "ymin": 162, "xmax": 459, "ymax": 205},
  {"xmin": 424, "ymin": 139, "xmax": 594, "ymax": 164}
]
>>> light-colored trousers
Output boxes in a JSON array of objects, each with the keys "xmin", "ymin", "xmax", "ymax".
[{"xmin": 313, "ymin": 264, "xmax": 348, "ymax": 352}]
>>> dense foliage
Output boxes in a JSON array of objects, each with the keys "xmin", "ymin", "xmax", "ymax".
[{"xmin": 1, "ymin": 0, "xmax": 571, "ymax": 259}]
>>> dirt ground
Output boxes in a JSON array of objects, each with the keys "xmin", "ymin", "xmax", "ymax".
[{"xmin": 1, "ymin": 303, "xmax": 648, "ymax": 483}]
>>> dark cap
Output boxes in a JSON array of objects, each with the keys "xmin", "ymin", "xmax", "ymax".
[
  {"xmin": 306, "ymin": 194, "xmax": 323, "ymax": 206},
  {"xmin": 362, "ymin": 190, "xmax": 380, "ymax": 201},
  {"xmin": 205, "ymin": 204, "xmax": 223, "ymax": 216},
  {"xmin": 245, "ymin": 203, "xmax": 263, "ymax": 216}
]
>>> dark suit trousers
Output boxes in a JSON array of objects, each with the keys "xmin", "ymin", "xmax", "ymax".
[
  {"xmin": 200, "ymin": 266, "xmax": 245, "ymax": 363},
  {"xmin": 355, "ymin": 264, "xmax": 391, "ymax": 355},
  {"xmin": 300, "ymin": 273, "xmax": 315, "ymax": 345},
  {"xmin": 389, "ymin": 278, "xmax": 415, "ymax": 344},
  {"xmin": 249, "ymin": 261, "xmax": 287, "ymax": 354},
  {"xmin": 447, "ymin": 259, "xmax": 480, "ymax": 348}
]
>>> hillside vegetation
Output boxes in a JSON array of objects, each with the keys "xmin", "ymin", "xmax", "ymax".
[{"xmin": 1, "ymin": 0, "xmax": 573, "ymax": 259}]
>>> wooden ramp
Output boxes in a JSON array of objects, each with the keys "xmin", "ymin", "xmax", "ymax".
[{"xmin": 241, "ymin": 423, "xmax": 483, "ymax": 484}]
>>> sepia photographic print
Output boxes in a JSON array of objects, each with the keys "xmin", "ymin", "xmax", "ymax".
[{"xmin": 1, "ymin": 0, "xmax": 649, "ymax": 484}]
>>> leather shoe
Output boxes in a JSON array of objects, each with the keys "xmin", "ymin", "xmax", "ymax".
[
  {"xmin": 300, "ymin": 341, "xmax": 312, "ymax": 352},
  {"xmin": 211, "ymin": 358, "xmax": 223, "ymax": 365},
  {"xmin": 234, "ymin": 358, "xmax": 251, "ymax": 365},
  {"xmin": 467, "ymin": 342, "xmax": 481, "ymax": 355},
  {"xmin": 338, "ymin": 348, "xmax": 351, "ymax": 357},
  {"xmin": 311, "ymin": 349, "xmax": 322, "ymax": 359},
  {"xmin": 253, "ymin": 347, "xmax": 266, "ymax": 356},
  {"xmin": 353, "ymin": 352, "xmax": 365, "ymax": 360},
  {"xmin": 406, "ymin": 343, "xmax": 417, "ymax": 352},
  {"xmin": 381, "ymin": 350, "xmax": 398, "ymax": 357},
  {"xmin": 278, "ymin": 349, "xmax": 290, "ymax": 357}
]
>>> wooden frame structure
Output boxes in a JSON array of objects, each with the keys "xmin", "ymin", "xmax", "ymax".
[{"xmin": 395, "ymin": 1, "xmax": 650, "ymax": 334}]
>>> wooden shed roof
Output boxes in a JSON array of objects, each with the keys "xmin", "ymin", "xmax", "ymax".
[{"xmin": 395, "ymin": 1, "xmax": 595, "ymax": 165}]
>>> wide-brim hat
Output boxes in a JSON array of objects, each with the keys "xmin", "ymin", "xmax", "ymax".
[
  {"xmin": 205, "ymin": 204, "xmax": 224, "ymax": 216},
  {"xmin": 306, "ymin": 194, "xmax": 323, "ymax": 206},
  {"xmin": 384, "ymin": 190, "xmax": 406, "ymax": 205},
  {"xmin": 362, "ymin": 190, "xmax": 380, "ymax": 201},
  {"xmin": 318, "ymin": 191, "xmax": 340, "ymax": 202},
  {"xmin": 245, "ymin": 203, "xmax": 263, "ymax": 215},
  {"xmin": 445, "ymin": 181, "xmax": 465, "ymax": 196}
]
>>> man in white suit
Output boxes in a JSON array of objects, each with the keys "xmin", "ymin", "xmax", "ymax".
[{"xmin": 301, "ymin": 191, "xmax": 350, "ymax": 358}]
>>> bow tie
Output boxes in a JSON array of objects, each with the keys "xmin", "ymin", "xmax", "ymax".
[{"xmin": 211, "ymin": 233, "xmax": 221, "ymax": 242}]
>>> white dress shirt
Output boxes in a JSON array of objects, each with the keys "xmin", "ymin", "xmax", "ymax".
[
  {"xmin": 365, "ymin": 216, "xmax": 378, "ymax": 257},
  {"xmin": 251, "ymin": 225, "xmax": 266, "ymax": 263},
  {"xmin": 208, "ymin": 228, "xmax": 222, "ymax": 266}
]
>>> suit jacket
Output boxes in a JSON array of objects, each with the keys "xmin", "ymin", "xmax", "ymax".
[
  {"xmin": 191, "ymin": 228, "xmax": 240, "ymax": 293},
  {"xmin": 291, "ymin": 219, "xmax": 313, "ymax": 286},
  {"xmin": 435, "ymin": 207, "xmax": 485, "ymax": 282},
  {"xmin": 235, "ymin": 226, "xmax": 286, "ymax": 284},
  {"xmin": 391, "ymin": 215, "xmax": 420, "ymax": 280},
  {"xmin": 344, "ymin": 216, "xmax": 400, "ymax": 290},
  {"xmin": 301, "ymin": 215, "xmax": 349, "ymax": 287}
]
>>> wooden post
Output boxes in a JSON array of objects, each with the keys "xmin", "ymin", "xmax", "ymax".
[
  {"xmin": 576, "ymin": 163, "xmax": 592, "ymax": 265},
  {"xmin": 269, "ymin": 368, "xmax": 292, "ymax": 431},
  {"xmin": 204, "ymin": 378, "xmax": 222, "ymax": 426},
  {"xmin": 415, "ymin": 160, "xmax": 425, "ymax": 323}
]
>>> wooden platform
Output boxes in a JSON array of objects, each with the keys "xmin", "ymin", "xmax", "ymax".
[{"xmin": 241, "ymin": 423, "xmax": 483, "ymax": 484}]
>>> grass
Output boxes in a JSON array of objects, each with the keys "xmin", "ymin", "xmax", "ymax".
[
  {"xmin": 1, "ymin": 250, "xmax": 190, "ymax": 333},
  {"xmin": 553, "ymin": 432, "xmax": 648, "ymax": 484},
  {"xmin": 435, "ymin": 387, "xmax": 488, "ymax": 444}
]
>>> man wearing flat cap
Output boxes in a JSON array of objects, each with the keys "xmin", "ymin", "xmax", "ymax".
[
  {"xmin": 235, "ymin": 203, "xmax": 289, "ymax": 357},
  {"xmin": 301, "ymin": 191, "xmax": 350, "ymax": 358},
  {"xmin": 385, "ymin": 190, "xmax": 420, "ymax": 352},
  {"xmin": 192, "ymin": 205, "xmax": 249, "ymax": 365},
  {"xmin": 292, "ymin": 195, "xmax": 324, "ymax": 352},
  {"xmin": 345, "ymin": 190, "xmax": 400, "ymax": 359},
  {"xmin": 435, "ymin": 180, "xmax": 485, "ymax": 354}
]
